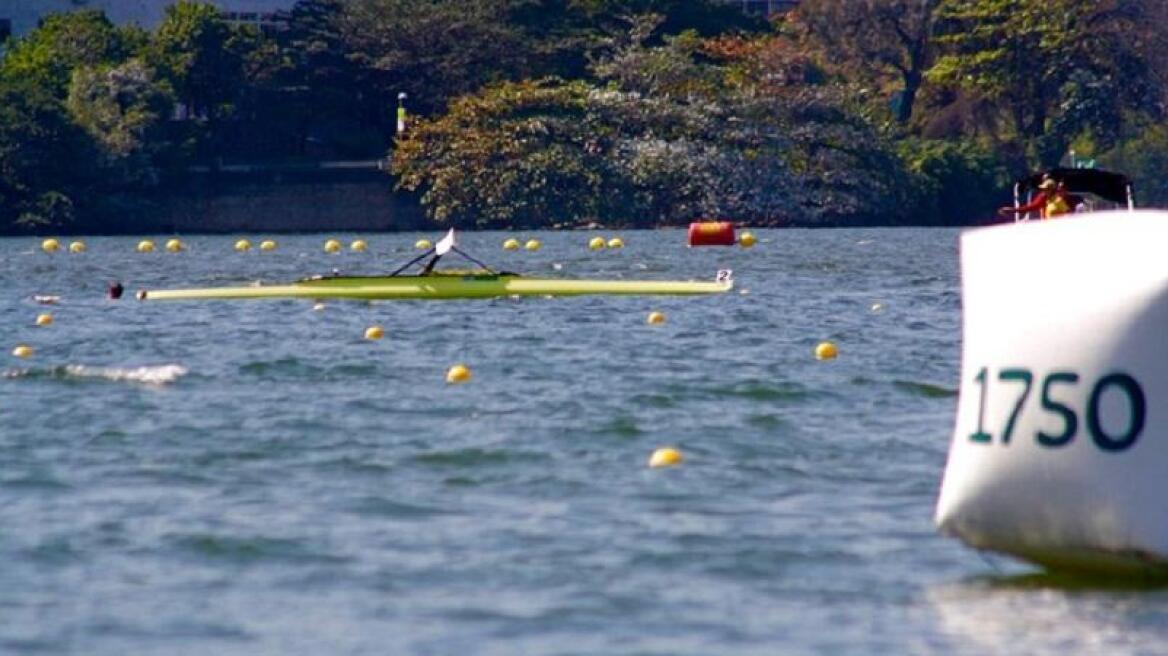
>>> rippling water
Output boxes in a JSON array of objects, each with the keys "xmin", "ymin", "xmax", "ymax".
[{"xmin": 3, "ymin": 229, "xmax": 1166, "ymax": 655}]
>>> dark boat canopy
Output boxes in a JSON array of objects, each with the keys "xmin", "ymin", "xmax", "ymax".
[{"xmin": 1016, "ymin": 168, "xmax": 1133, "ymax": 205}]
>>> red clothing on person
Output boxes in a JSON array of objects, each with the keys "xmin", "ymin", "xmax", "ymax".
[{"xmin": 1000, "ymin": 192, "xmax": 1051, "ymax": 218}]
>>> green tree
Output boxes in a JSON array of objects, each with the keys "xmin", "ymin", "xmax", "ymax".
[
  {"xmin": 0, "ymin": 11, "xmax": 132, "ymax": 96},
  {"xmin": 1101, "ymin": 123, "xmax": 1168, "ymax": 207},
  {"xmin": 797, "ymin": 0, "xmax": 940, "ymax": 124},
  {"xmin": 898, "ymin": 137, "xmax": 1009, "ymax": 224},
  {"xmin": 267, "ymin": 0, "xmax": 394, "ymax": 156},
  {"xmin": 0, "ymin": 78, "xmax": 97, "ymax": 231},
  {"xmin": 338, "ymin": 0, "xmax": 535, "ymax": 116},
  {"xmin": 566, "ymin": 0, "xmax": 764, "ymax": 37},
  {"xmin": 393, "ymin": 26, "xmax": 908, "ymax": 228},
  {"xmin": 67, "ymin": 59, "xmax": 172, "ymax": 182},
  {"xmin": 929, "ymin": 0, "xmax": 1160, "ymax": 168},
  {"xmin": 147, "ymin": 1, "xmax": 244, "ymax": 120}
]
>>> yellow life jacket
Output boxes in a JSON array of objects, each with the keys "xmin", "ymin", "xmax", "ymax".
[{"xmin": 1044, "ymin": 194, "xmax": 1070, "ymax": 219}]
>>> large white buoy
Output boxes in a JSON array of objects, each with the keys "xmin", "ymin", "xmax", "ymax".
[{"xmin": 936, "ymin": 211, "xmax": 1168, "ymax": 576}]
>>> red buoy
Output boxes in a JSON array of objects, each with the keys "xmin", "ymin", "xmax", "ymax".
[{"xmin": 687, "ymin": 221, "xmax": 736, "ymax": 246}]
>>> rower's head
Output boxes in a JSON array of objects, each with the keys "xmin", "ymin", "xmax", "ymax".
[{"xmin": 1038, "ymin": 177, "xmax": 1057, "ymax": 192}]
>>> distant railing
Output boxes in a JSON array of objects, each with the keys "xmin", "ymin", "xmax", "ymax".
[{"xmin": 187, "ymin": 160, "xmax": 388, "ymax": 174}]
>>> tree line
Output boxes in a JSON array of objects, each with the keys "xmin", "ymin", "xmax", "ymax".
[{"xmin": 0, "ymin": 0, "xmax": 1165, "ymax": 233}]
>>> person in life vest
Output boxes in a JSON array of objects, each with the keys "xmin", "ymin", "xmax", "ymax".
[
  {"xmin": 998, "ymin": 176, "xmax": 1072, "ymax": 220},
  {"xmin": 1042, "ymin": 181, "xmax": 1073, "ymax": 218}
]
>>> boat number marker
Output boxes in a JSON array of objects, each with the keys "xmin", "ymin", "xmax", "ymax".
[{"xmin": 967, "ymin": 366, "xmax": 1146, "ymax": 452}]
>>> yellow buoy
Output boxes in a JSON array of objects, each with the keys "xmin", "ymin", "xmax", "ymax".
[
  {"xmin": 69, "ymin": 240, "xmax": 86, "ymax": 253},
  {"xmin": 446, "ymin": 363, "xmax": 472, "ymax": 384},
  {"xmin": 525, "ymin": 239, "xmax": 541, "ymax": 251},
  {"xmin": 12, "ymin": 344, "xmax": 33, "ymax": 359},
  {"xmin": 815, "ymin": 341, "xmax": 839, "ymax": 360},
  {"xmin": 235, "ymin": 239, "xmax": 252, "ymax": 252},
  {"xmin": 324, "ymin": 239, "xmax": 342, "ymax": 253},
  {"xmin": 35, "ymin": 313, "xmax": 53, "ymax": 327},
  {"xmin": 364, "ymin": 325, "xmax": 385, "ymax": 340},
  {"xmin": 41, "ymin": 238, "xmax": 61, "ymax": 253},
  {"xmin": 137, "ymin": 239, "xmax": 156, "ymax": 253},
  {"xmin": 165, "ymin": 238, "xmax": 184, "ymax": 252},
  {"xmin": 588, "ymin": 236, "xmax": 606, "ymax": 250},
  {"xmin": 351, "ymin": 239, "xmax": 368, "ymax": 252},
  {"xmin": 646, "ymin": 311, "xmax": 666, "ymax": 325},
  {"xmin": 415, "ymin": 239, "xmax": 432, "ymax": 250},
  {"xmin": 739, "ymin": 231, "xmax": 757, "ymax": 248},
  {"xmin": 648, "ymin": 447, "xmax": 683, "ymax": 469},
  {"xmin": 607, "ymin": 237, "xmax": 624, "ymax": 249},
  {"xmin": 260, "ymin": 240, "xmax": 277, "ymax": 251},
  {"xmin": 503, "ymin": 238, "xmax": 520, "ymax": 251}
]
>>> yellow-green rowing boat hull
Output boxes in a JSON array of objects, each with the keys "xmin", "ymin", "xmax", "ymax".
[{"xmin": 137, "ymin": 274, "xmax": 733, "ymax": 301}]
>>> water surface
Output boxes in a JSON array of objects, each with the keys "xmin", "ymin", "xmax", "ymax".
[{"xmin": 3, "ymin": 229, "xmax": 1165, "ymax": 655}]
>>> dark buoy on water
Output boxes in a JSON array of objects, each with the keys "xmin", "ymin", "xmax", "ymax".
[{"xmin": 108, "ymin": 281, "xmax": 124, "ymax": 300}]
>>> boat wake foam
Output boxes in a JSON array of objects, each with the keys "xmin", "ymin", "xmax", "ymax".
[{"xmin": 2, "ymin": 363, "xmax": 189, "ymax": 386}]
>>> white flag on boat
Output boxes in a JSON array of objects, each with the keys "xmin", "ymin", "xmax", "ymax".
[{"xmin": 436, "ymin": 229, "xmax": 456, "ymax": 255}]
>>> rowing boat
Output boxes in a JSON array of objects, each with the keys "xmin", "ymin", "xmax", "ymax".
[
  {"xmin": 136, "ymin": 229, "xmax": 732, "ymax": 301},
  {"xmin": 136, "ymin": 272, "xmax": 733, "ymax": 301}
]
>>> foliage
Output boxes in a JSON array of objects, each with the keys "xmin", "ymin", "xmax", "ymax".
[
  {"xmin": 796, "ymin": 0, "xmax": 940, "ymax": 124},
  {"xmin": 393, "ymin": 30, "xmax": 911, "ymax": 227},
  {"xmin": 3, "ymin": 0, "xmax": 1167, "ymax": 232},
  {"xmin": 67, "ymin": 59, "xmax": 173, "ymax": 182},
  {"xmin": 567, "ymin": 0, "xmax": 765, "ymax": 36},
  {"xmin": 327, "ymin": 0, "xmax": 764, "ymax": 117},
  {"xmin": 898, "ymin": 137, "xmax": 1009, "ymax": 224},
  {"xmin": 146, "ymin": 1, "xmax": 245, "ymax": 120},
  {"xmin": 929, "ymin": 0, "xmax": 1161, "ymax": 168},
  {"xmin": 0, "ymin": 11, "xmax": 133, "ymax": 96},
  {"xmin": 0, "ymin": 77, "xmax": 96, "ymax": 230},
  {"xmin": 337, "ymin": 0, "xmax": 537, "ymax": 116},
  {"xmin": 1100, "ymin": 123, "xmax": 1168, "ymax": 208}
]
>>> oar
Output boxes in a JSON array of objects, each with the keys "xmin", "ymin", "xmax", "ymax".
[
  {"xmin": 388, "ymin": 247, "xmax": 435, "ymax": 276},
  {"xmin": 450, "ymin": 246, "xmax": 497, "ymax": 274}
]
